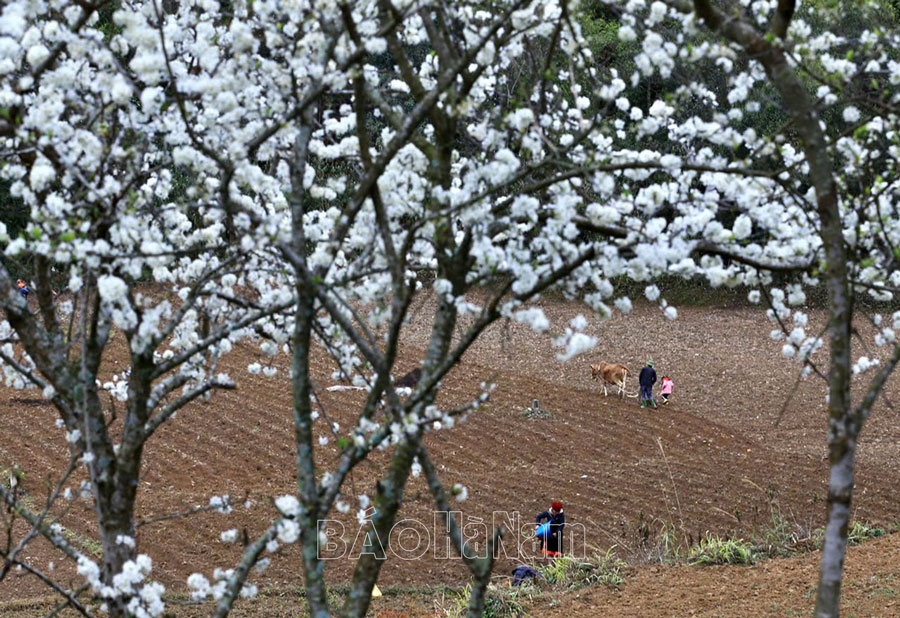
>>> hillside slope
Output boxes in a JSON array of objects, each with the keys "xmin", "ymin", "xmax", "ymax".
[{"xmin": 1, "ymin": 298, "xmax": 898, "ymax": 611}]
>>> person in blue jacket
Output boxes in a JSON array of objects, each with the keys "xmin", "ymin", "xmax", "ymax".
[
  {"xmin": 535, "ymin": 501, "xmax": 565, "ymax": 557},
  {"xmin": 639, "ymin": 360, "xmax": 658, "ymax": 409}
]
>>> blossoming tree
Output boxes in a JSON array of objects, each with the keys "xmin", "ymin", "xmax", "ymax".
[
  {"xmin": 609, "ymin": 1, "xmax": 900, "ymax": 616},
  {"xmin": 0, "ymin": 0, "xmax": 898, "ymax": 617}
]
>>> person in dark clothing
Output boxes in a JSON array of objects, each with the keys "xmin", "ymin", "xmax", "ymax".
[
  {"xmin": 639, "ymin": 360, "xmax": 657, "ymax": 409},
  {"xmin": 535, "ymin": 501, "xmax": 565, "ymax": 557},
  {"xmin": 511, "ymin": 564, "xmax": 540, "ymax": 586}
]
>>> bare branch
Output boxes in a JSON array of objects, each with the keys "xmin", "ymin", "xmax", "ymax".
[
  {"xmin": 418, "ymin": 448, "xmax": 480, "ymax": 570},
  {"xmin": 149, "ymin": 254, "xmax": 245, "ymax": 350},
  {"xmin": 136, "ymin": 502, "xmax": 231, "ymax": 528},
  {"xmin": 769, "ymin": 0, "xmax": 796, "ymax": 39},
  {"xmin": 46, "ymin": 584, "xmax": 92, "ymax": 618},
  {"xmin": 0, "ymin": 349, "xmax": 74, "ymax": 419},
  {"xmin": 0, "ymin": 486, "xmax": 82, "ymax": 563},
  {"xmin": 213, "ymin": 525, "xmax": 278, "ymax": 618},
  {"xmin": 0, "ymin": 456, "xmax": 79, "ymax": 582},
  {"xmin": 6, "ymin": 558, "xmax": 93, "ymax": 618},
  {"xmin": 144, "ymin": 378, "xmax": 236, "ymax": 438},
  {"xmin": 152, "ymin": 298, "xmax": 295, "ymax": 379},
  {"xmin": 854, "ymin": 343, "xmax": 900, "ymax": 425}
]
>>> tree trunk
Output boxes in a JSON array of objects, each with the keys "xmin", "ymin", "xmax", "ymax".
[
  {"xmin": 341, "ymin": 292, "xmax": 459, "ymax": 618},
  {"xmin": 815, "ymin": 435, "xmax": 855, "ymax": 617},
  {"xmin": 94, "ymin": 399, "xmax": 141, "ymax": 617},
  {"xmin": 291, "ymin": 288, "xmax": 331, "ymax": 618},
  {"xmin": 287, "ymin": 108, "xmax": 332, "ymax": 618}
]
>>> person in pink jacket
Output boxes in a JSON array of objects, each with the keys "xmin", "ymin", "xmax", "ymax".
[{"xmin": 660, "ymin": 376, "xmax": 674, "ymax": 405}]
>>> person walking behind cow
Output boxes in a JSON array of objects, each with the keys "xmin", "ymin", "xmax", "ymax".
[
  {"xmin": 639, "ymin": 360, "xmax": 657, "ymax": 409},
  {"xmin": 660, "ymin": 376, "xmax": 674, "ymax": 405},
  {"xmin": 535, "ymin": 501, "xmax": 565, "ymax": 557}
]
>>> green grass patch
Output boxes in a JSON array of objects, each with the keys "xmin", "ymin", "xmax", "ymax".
[
  {"xmin": 847, "ymin": 521, "xmax": 887, "ymax": 545},
  {"xmin": 59, "ymin": 528, "xmax": 103, "ymax": 559},
  {"xmin": 436, "ymin": 582, "xmax": 536, "ymax": 618},
  {"xmin": 751, "ymin": 506, "xmax": 821, "ymax": 558},
  {"xmin": 537, "ymin": 550, "xmax": 627, "ymax": 589},
  {"xmin": 436, "ymin": 551, "xmax": 627, "ymax": 617},
  {"xmin": 687, "ymin": 532, "xmax": 754, "ymax": 566}
]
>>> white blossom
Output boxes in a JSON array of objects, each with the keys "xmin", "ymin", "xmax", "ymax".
[
  {"xmin": 842, "ymin": 106, "xmax": 860, "ymax": 123},
  {"xmin": 852, "ymin": 356, "xmax": 879, "ymax": 374},
  {"xmin": 614, "ymin": 297, "xmax": 633, "ymax": 314},
  {"xmin": 275, "ymin": 495, "xmax": 300, "ymax": 518},
  {"xmin": 187, "ymin": 573, "xmax": 211, "ymax": 601},
  {"xmin": 276, "ymin": 519, "xmax": 300, "ymax": 544}
]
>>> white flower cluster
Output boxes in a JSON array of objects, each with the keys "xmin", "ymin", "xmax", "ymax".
[
  {"xmin": 209, "ymin": 495, "xmax": 232, "ymax": 514},
  {"xmin": 274, "ymin": 494, "xmax": 301, "ymax": 544},
  {"xmin": 76, "ymin": 554, "xmax": 165, "ymax": 617},
  {"xmin": 275, "ymin": 494, "xmax": 300, "ymax": 518},
  {"xmin": 554, "ymin": 315, "xmax": 598, "ymax": 362},
  {"xmin": 852, "ymin": 356, "xmax": 880, "ymax": 375},
  {"xmin": 102, "ymin": 373, "xmax": 130, "ymax": 403},
  {"xmin": 187, "ymin": 567, "xmax": 257, "ymax": 602}
]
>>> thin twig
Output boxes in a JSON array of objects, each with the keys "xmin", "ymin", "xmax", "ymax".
[
  {"xmin": 10, "ymin": 559, "xmax": 93, "ymax": 617},
  {"xmin": 656, "ymin": 438, "xmax": 683, "ymax": 522}
]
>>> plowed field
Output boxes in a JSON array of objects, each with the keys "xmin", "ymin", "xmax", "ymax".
[{"xmin": 1, "ymin": 296, "xmax": 899, "ymax": 616}]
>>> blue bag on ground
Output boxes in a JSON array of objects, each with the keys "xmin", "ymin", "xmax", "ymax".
[{"xmin": 536, "ymin": 522, "xmax": 551, "ymax": 539}]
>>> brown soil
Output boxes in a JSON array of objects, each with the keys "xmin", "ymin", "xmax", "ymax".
[
  {"xmin": 536, "ymin": 531, "xmax": 900, "ymax": 618},
  {"xmin": 1, "ymin": 297, "xmax": 899, "ymax": 616}
]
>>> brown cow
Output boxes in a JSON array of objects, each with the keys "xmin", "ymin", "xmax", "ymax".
[{"xmin": 590, "ymin": 362, "xmax": 630, "ymax": 398}]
